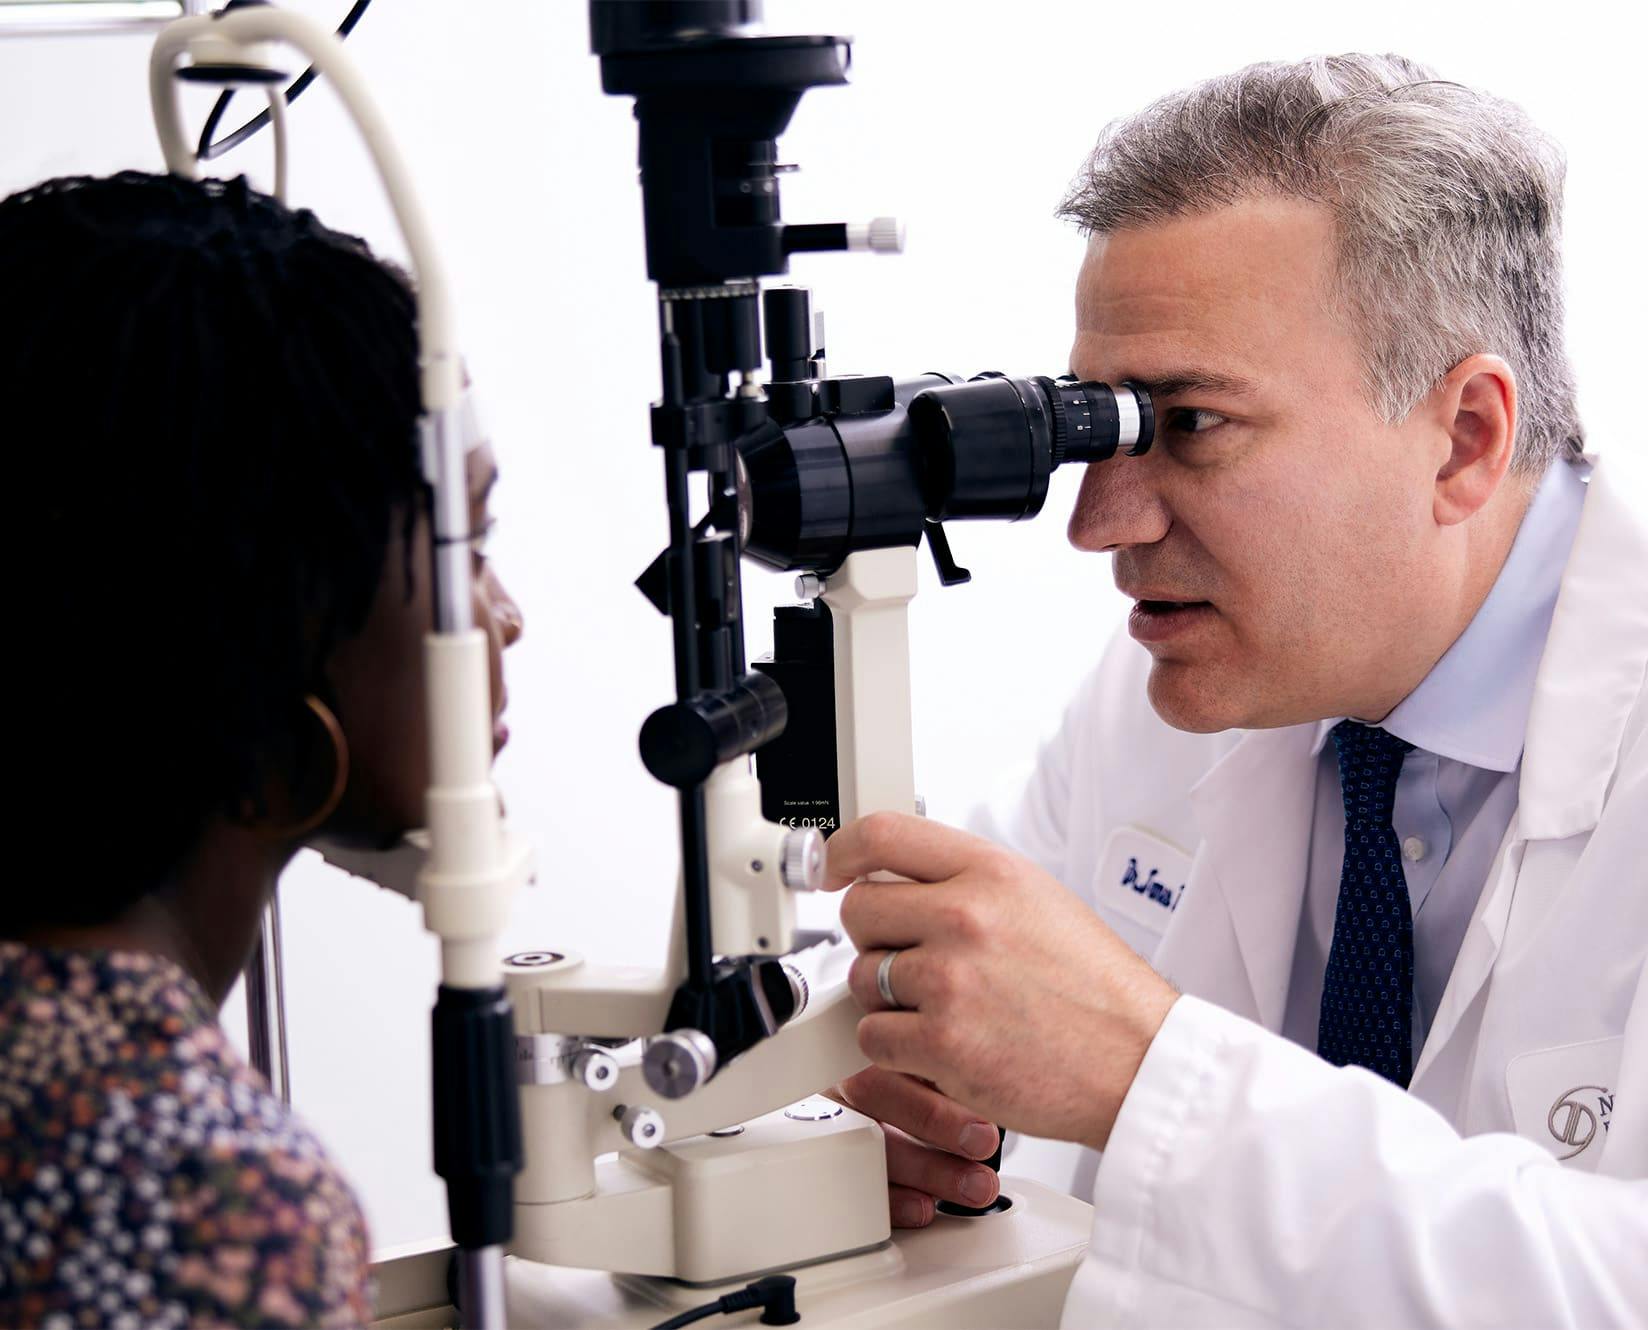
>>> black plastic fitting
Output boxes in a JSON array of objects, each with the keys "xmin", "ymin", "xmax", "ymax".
[
  {"xmin": 640, "ymin": 672, "xmax": 789, "ymax": 788},
  {"xmin": 430, "ymin": 985, "xmax": 523, "ymax": 1249}
]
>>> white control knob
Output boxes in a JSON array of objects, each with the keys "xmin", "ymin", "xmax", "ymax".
[
  {"xmin": 781, "ymin": 827, "xmax": 825, "ymax": 892},
  {"xmin": 643, "ymin": 1030, "xmax": 718, "ymax": 1099},
  {"xmin": 615, "ymin": 1104, "xmax": 665, "ymax": 1149},
  {"xmin": 570, "ymin": 1047, "xmax": 619, "ymax": 1092},
  {"xmin": 846, "ymin": 217, "xmax": 906, "ymax": 254}
]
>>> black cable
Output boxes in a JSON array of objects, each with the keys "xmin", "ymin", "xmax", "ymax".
[
  {"xmin": 647, "ymin": 1275, "xmax": 799, "ymax": 1330},
  {"xmin": 649, "ymin": 1305, "xmax": 722, "ymax": 1330},
  {"xmin": 195, "ymin": 0, "xmax": 374, "ymax": 163}
]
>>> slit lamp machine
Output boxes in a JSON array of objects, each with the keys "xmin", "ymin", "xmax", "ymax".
[{"xmin": 147, "ymin": 3, "xmax": 1154, "ymax": 1326}]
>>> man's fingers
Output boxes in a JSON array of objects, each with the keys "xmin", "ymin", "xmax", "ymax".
[
  {"xmin": 847, "ymin": 948, "xmax": 894, "ymax": 1014},
  {"xmin": 824, "ymin": 811, "xmax": 990, "ymax": 890},
  {"xmin": 838, "ymin": 879, "xmax": 989, "ymax": 955},
  {"xmin": 856, "ymin": 1010, "xmax": 945, "ymax": 1084},
  {"xmin": 884, "ymin": 1127, "xmax": 1001, "ymax": 1213},
  {"xmin": 888, "ymin": 1183, "xmax": 934, "ymax": 1229},
  {"xmin": 846, "ymin": 946, "xmax": 946, "ymax": 1018},
  {"xmin": 833, "ymin": 1065, "xmax": 998, "ymax": 1158}
]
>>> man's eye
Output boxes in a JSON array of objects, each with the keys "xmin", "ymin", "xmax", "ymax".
[
  {"xmin": 1164, "ymin": 407, "xmax": 1227, "ymax": 436},
  {"xmin": 469, "ymin": 517, "xmax": 496, "ymax": 563}
]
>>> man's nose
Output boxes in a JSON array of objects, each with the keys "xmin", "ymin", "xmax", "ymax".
[{"xmin": 1066, "ymin": 455, "xmax": 1172, "ymax": 553}]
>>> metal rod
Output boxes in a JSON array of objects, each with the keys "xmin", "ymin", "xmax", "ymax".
[
  {"xmin": 426, "ymin": 404, "xmax": 475, "ymax": 635},
  {"xmin": 264, "ymin": 81, "xmax": 288, "ymax": 203},
  {"xmin": 663, "ymin": 444, "xmax": 700, "ymax": 700},
  {"xmin": 455, "ymin": 1245, "xmax": 506, "ymax": 1330},
  {"xmin": 678, "ymin": 784, "xmax": 714, "ymax": 986},
  {"xmin": 244, "ymin": 893, "xmax": 291, "ymax": 1104},
  {"xmin": 657, "ymin": 297, "xmax": 717, "ymax": 990},
  {"xmin": 714, "ymin": 463, "xmax": 747, "ymax": 676}
]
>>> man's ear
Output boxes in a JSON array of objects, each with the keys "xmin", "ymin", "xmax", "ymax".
[{"xmin": 1427, "ymin": 353, "xmax": 1518, "ymax": 526}]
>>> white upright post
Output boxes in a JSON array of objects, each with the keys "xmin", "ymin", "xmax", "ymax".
[{"xmin": 821, "ymin": 547, "xmax": 920, "ymax": 826}]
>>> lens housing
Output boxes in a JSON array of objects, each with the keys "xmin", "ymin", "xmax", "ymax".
[{"xmin": 739, "ymin": 374, "xmax": 1153, "ymax": 573}]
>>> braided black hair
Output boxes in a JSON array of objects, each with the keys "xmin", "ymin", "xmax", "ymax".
[{"xmin": 3, "ymin": 171, "xmax": 426, "ymax": 929}]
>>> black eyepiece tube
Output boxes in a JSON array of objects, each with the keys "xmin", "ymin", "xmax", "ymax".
[
  {"xmin": 737, "ymin": 373, "xmax": 1153, "ymax": 574},
  {"xmin": 911, "ymin": 375, "xmax": 1153, "ymax": 521},
  {"xmin": 909, "ymin": 374, "xmax": 1052, "ymax": 522}
]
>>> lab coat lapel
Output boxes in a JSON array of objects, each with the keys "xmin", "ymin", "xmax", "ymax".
[
  {"xmin": 1517, "ymin": 456, "xmax": 1648, "ymax": 842},
  {"xmin": 1413, "ymin": 456, "xmax": 1648, "ymax": 1087},
  {"xmin": 1410, "ymin": 825, "xmax": 1521, "ymax": 1090},
  {"xmin": 1155, "ymin": 725, "xmax": 1318, "ymax": 1031}
]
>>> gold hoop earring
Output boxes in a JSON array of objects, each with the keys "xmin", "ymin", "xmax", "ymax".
[{"xmin": 281, "ymin": 694, "xmax": 350, "ymax": 841}]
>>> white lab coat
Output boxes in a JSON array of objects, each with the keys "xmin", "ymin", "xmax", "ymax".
[{"xmin": 973, "ymin": 454, "xmax": 1648, "ymax": 1327}]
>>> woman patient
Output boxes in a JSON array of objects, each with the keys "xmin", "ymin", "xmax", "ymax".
[{"xmin": 0, "ymin": 171, "xmax": 522, "ymax": 1328}]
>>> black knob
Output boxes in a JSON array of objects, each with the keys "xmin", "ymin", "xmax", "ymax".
[{"xmin": 639, "ymin": 673, "xmax": 788, "ymax": 788}]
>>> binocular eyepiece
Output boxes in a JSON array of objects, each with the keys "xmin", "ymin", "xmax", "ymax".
[
  {"xmin": 913, "ymin": 372, "xmax": 1154, "ymax": 516},
  {"xmin": 738, "ymin": 361, "xmax": 1154, "ymax": 576}
]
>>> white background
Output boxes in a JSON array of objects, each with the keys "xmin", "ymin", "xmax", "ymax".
[{"xmin": 2, "ymin": 0, "xmax": 1641, "ymax": 1252}]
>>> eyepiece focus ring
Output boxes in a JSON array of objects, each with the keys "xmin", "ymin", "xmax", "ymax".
[
  {"xmin": 1034, "ymin": 376, "xmax": 1071, "ymax": 467},
  {"xmin": 1118, "ymin": 381, "xmax": 1154, "ymax": 456}
]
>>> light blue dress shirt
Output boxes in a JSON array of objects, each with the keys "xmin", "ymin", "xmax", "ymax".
[{"xmin": 1281, "ymin": 458, "xmax": 1590, "ymax": 1058}]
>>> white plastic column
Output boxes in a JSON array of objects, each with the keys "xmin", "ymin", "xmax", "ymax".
[{"xmin": 820, "ymin": 547, "xmax": 919, "ymax": 826}]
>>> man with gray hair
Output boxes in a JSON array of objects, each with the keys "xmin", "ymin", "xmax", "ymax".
[{"xmin": 823, "ymin": 54, "xmax": 1646, "ymax": 1326}]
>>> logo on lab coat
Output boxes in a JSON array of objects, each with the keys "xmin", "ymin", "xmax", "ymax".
[
  {"xmin": 1507, "ymin": 1037, "xmax": 1623, "ymax": 1170},
  {"xmin": 1547, "ymin": 1085, "xmax": 1613, "ymax": 1160}
]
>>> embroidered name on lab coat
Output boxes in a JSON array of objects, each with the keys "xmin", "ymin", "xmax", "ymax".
[{"xmin": 1096, "ymin": 826, "xmax": 1191, "ymax": 936}]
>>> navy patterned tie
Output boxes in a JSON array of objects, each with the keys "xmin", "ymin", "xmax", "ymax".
[{"xmin": 1318, "ymin": 721, "xmax": 1416, "ymax": 1087}]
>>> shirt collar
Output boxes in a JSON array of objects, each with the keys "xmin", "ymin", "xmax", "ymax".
[{"xmin": 1310, "ymin": 459, "xmax": 1589, "ymax": 772}]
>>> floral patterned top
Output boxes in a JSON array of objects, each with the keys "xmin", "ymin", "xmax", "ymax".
[{"xmin": 0, "ymin": 942, "xmax": 373, "ymax": 1328}]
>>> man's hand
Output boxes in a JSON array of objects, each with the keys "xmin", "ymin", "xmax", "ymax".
[
  {"xmin": 826, "ymin": 1065, "xmax": 1001, "ymax": 1228},
  {"xmin": 827, "ymin": 811, "xmax": 1179, "ymax": 1151}
]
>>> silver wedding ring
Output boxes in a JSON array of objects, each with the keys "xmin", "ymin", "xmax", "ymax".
[{"xmin": 876, "ymin": 948, "xmax": 904, "ymax": 1010}]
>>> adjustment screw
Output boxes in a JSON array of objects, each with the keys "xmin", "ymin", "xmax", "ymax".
[
  {"xmin": 781, "ymin": 963, "xmax": 811, "ymax": 1017},
  {"xmin": 643, "ymin": 1029, "xmax": 719, "ymax": 1099},
  {"xmin": 795, "ymin": 573, "xmax": 825, "ymax": 600},
  {"xmin": 615, "ymin": 1104, "xmax": 665, "ymax": 1149},
  {"xmin": 570, "ymin": 1047, "xmax": 619, "ymax": 1092}
]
